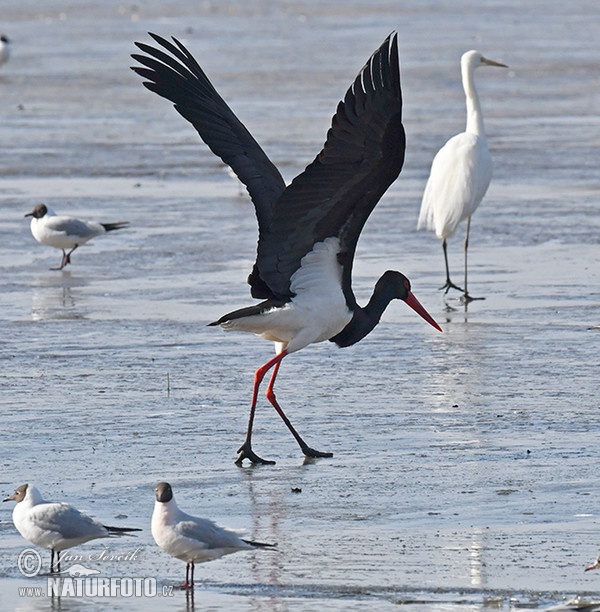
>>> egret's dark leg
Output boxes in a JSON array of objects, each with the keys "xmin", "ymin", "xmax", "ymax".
[
  {"xmin": 440, "ymin": 238, "xmax": 463, "ymax": 294},
  {"xmin": 265, "ymin": 360, "xmax": 333, "ymax": 459},
  {"xmin": 461, "ymin": 217, "xmax": 484, "ymax": 303},
  {"xmin": 236, "ymin": 351, "xmax": 288, "ymax": 465}
]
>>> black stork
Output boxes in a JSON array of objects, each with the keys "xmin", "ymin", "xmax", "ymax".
[{"xmin": 132, "ymin": 32, "xmax": 442, "ymax": 465}]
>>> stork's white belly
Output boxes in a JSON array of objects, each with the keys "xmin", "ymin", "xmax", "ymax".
[{"xmin": 222, "ymin": 237, "xmax": 352, "ymax": 353}]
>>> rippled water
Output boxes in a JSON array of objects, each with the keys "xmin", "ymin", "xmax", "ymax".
[{"xmin": 1, "ymin": 1, "xmax": 599, "ymax": 610}]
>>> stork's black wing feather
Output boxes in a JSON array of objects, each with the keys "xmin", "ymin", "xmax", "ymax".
[
  {"xmin": 131, "ymin": 33, "xmax": 286, "ymax": 232},
  {"xmin": 132, "ymin": 33, "xmax": 404, "ymax": 308},
  {"xmin": 256, "ymin": 33, "xmax": 404, "ymax": 306}
]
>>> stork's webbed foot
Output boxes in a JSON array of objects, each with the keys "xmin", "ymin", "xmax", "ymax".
[
  {"xmin": 299, "ymin": 443, "xmax": 333, "ymax": 459},
  {"xmin": 235, "ymin": 442, "xmax": 276, "ymax": 466}
]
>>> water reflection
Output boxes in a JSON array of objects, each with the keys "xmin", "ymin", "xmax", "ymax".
[
  {"xmin": 241, "ymin": 468, "xmax": 286, "ymax": 611},
  {"xmin": 469, "ymin": 527, "xmax": 486, "ymax": 587},
  {"xmin": 31, "ymin": 272, "xmax": 87, "ymax": 321}
]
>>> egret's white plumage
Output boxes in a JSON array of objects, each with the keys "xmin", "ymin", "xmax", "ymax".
[
  {"xmin": 418, "ymin": 50, "xmax": 507, "ymax": 300},
  {"xmin": 3, "ymin": 484, "xmax": 141, "ymax": 572},
  {"xmin": 151, "ymin": 482, "xmax": 274, "ymax": 589},
  {"xmin": 25, "ymin": 203, "xmax": 129, "ymax": 270}
]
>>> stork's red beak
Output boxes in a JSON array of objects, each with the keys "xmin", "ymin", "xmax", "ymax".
[{"xmin": 405, "ymin": 292, "xmax": 443, "ymax": 332}]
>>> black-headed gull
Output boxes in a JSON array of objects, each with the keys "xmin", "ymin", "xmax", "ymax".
[
  {"xmin": 0, "ymin": 35, "xmax": 9, "ymax": 69},
  {"xmin": 151, "ymin": 482, "xmax": 275, "ymax": 589},
  {"xmin": 3, "ymin": 483, "xmax": 141, "ymax": 573},
  {"xmin": 25, "ymin": 204, "xmax": 129, "ymax": 270},
  {"xmin": 586, "ymin": 556, "xmax": 600, "ymax": 572}
]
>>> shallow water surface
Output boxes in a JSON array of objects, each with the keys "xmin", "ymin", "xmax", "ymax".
[{"xmin": 1, "ymin": 1, "xmax": 599, "ymax": 610}]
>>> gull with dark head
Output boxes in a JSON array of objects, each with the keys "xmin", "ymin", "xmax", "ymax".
[
  {"xmin": 25, "ymin": 204, "xmax": 129, "ymax": 270},
  {"xmin": 3, "ymin": 484, "xmax": 141, "ymax": 573},
  {"xmin": 152, "ymin": 482, "xmax": 274, "ymax": 590}
]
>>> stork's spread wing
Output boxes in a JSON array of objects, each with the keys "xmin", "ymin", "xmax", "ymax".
[
  {"xmin": 132, "ymin": 33, "xmax": 404, "ymax": 307},
  {"xmin": 131, "ymin": 33, "xmax": 286, "ymax": 232},
  {"xmin": 257, "ymin": 33, "xmax": 404, "ymax": 305}
]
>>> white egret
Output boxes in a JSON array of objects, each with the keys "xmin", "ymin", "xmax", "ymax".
[{"xmin": 417, "ymin": 50, "xmax": 507, "ymax": 301}]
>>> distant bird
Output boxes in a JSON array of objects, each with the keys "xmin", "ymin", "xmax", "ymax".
[
  {"xmin": 3, "ymin": 484, "xmax": 141, "ymax": 573},
  {"xmin": 417, "ymin": 50, "xmax": 507, "ymax": 301},
  {"xmin": 585, "ymin": 556, "xmax": 600, "ymax": 572},
  {"xmin": 25, "ymin": 203, "xmax": 129, "ymax": 270},
  {"xmin": 0, "ymin": 35, "xmax": 10, "ymax": 69},
  {"xmin": 132, "ymin": 32, "xmax": 441, "ymax": 465},
  {"xmin": 152, "ymin": 482, "xmax": 274, "ymax": 589}
]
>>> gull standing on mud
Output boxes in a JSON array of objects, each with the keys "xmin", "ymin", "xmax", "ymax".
[
  {"xmin": 151, "ymin": 482, "xmax": 274, "ymax": 590},
  {"xmin": 132, "ymin": 32, "xmax": 441, "ymax": 466},
  {"xmin": 417, "ymin": 50, "xmax": 507, "ymax": 302},
  {"xmin": 25, "ymin": 204, "xmax": 129, "ymax": 270},
  {"xmin": 3, "ymin": 484, "xmax": 141, "ymax": 573},
  {"xmin": 0, "ymin": 35, "xmax": 10, "ymax": 69}
]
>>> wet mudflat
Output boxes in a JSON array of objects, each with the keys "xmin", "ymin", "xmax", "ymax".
[{"xmin": 0, "ymin": 1, "xmax": 599, "ymax": 610}]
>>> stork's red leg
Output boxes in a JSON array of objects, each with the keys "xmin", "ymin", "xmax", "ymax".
[
  {"xmin": 265, "ymin": 361, "xmax": 333, "ymax": 459},
  {"xmin": 236, "ymin": 351, "xmax": 288, "ymax": 465}
]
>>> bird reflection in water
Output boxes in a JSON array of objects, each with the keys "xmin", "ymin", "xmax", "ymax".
[{"xmin": 31, "ymin": 272, "xmax": 87, "ymax": 321}]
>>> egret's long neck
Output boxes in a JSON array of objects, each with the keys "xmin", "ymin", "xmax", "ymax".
[{"xmin": 462, "ymin": 64, "xmax": 485, "ymax": 137}]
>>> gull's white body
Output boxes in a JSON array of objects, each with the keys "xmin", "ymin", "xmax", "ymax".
[
  {"xmin": 29, "ymin": 207, "xmax": 109, "ymax": 251},
  {"xmin": 0, "ymin": 35, "xmax": 9, "ymax": 68},
  {"xmin": 8, "ymin": 485, "xmax": 114, "ymax": 552},
  {"xmin": 152, "ymin": 492, "xmax": 252, "ymax": 564}
]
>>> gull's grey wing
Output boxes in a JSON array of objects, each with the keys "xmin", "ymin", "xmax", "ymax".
[
  {"xmin": 28, "ymin": 503, "xmax": 107, "ymax": 539},
  {"xmin": 44, "ymin": 216, "xmax": 103, "ymax": 239},
  {"xmin": 175, "ymin": 516, "xmax": 248, "ymax": 550}
]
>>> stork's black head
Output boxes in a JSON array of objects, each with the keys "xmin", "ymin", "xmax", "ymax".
[
  {"xmin": 375, "ymin": 270, "xmax": 442, "ymax": 332},
  {"xmin": 375, "ymin": 270, "xmax": 412, "ymax": 300},
  {"xmin": 331, "ymin": 270, "xmax": 441, "ymax": 348}
]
